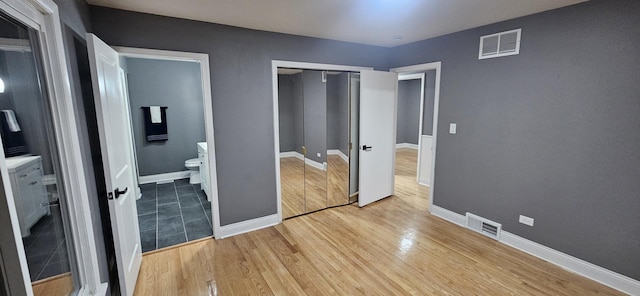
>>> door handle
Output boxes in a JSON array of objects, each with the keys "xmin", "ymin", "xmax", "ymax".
[
  {"xmin": 362, "ymin": 145, "xmax": 372, "ymax": 151},
  {"xmin": 114, "ymin": 187, "xmax": 128, "ymax": 199}
]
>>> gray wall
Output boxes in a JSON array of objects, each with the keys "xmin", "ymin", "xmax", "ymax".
[
  {"xmin": 389, "ymin": 0, "xmax": 640, "ymax": 280},
  {"xmin": 302, "ymin": 70, "xmax": 327, "ymax": 164},
  {"xmin": 278, "ymin": 75, "xmax": 295, "ymax": 152},
  {"xmin": 89, "ymin": 6, "xmax": 390, "ymax": 225},
  {"xmin": 396, "ymin": 79, "xmax": 421, "ymax": 144},
  {"xmin": 326, "ymin": 73, "xmax": 349, "ymax": 155},
  {"xmin": 124, "ymin": 58, "xmax": 205, "ymax": 176},
  {"xmin": 422, "ymin": 70, "xmax": 436, "ymax": 136}
]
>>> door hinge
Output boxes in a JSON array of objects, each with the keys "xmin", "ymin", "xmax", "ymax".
[
  {"xmin": 349, "ymin": 142, "xmax": 352, "ymax": 150},
  {"xmin": 107, "ymin": 192, "xmax": 114, "ymax": 200}
]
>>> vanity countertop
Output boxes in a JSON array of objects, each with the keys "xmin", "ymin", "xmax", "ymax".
[
  {"xmin": 197, "ymin": 142, "xmax": 207, "ymax": 152},
  {"xmin": 5, "ymin": 155, "xmax": 41, "ymax": 172}
]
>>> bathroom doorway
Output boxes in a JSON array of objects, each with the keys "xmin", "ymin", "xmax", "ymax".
[
  {"xmin": 391, "ymin": 62, "xmax": 442, "ymax": 210},
  {"xmin": 117, "ymin": 48, "xmax": 219, "ymax": 252}
]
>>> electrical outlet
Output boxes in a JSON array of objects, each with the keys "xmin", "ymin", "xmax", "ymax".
[
  {"xmin": 316, "ymin": 152, "xmax": 321, "ymax": 158},
  {"xmin": 449, "ymin": 123, "xmax": 457, "ymax": 134},
  {"xmin": 519, "ymin": 215, "xmax": 534, "ymax": 226}
]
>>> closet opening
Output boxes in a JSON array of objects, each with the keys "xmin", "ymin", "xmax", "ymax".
[{"xmin": 277, "ymin": 68, "xmax": 359, "ymax": 219}]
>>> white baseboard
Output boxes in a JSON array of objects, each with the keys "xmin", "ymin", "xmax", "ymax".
[
  {"xmin": 429, "ymin": 205, "xmax": 640, "ymax": 295},
  {"xmin": 430, "ymin": 205, "xmax": 466, "ymax": 226},
  {"xmin": 396, "ymin": 143, "xmax": 418, "ymax": 149},
  {"xmin": 280, "ymin": 151, "xmax": 326, "ymax": 171},
  {"xmin": 305, "ymin": 158, "xmax": 326, "ymax": 171},
  {"xmin": 279, "ymin": 151, "xmax": 304, "ymax": 160},
  {"xmin": 327, "ymin": 149, "xmax": 348, "ymax": 163},
  {"xmin": 418, "ymin": 181, "xmax": 430, "ymax": 187},
  {"xmin": 138, "ymin": 171, "xmax": 191, "ymax": 185},
  {"xmin": 218, "ymin": 214, "xmax": 280, "ymax": 239}
]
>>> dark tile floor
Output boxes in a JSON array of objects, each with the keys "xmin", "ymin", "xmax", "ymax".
[
  {"xmin": 136, "ymin": 178, "xmax": 213, "ymax": 252},
  {"xmin": 22, "ymin": 206, "xmax": 71, "ymax": 281}
]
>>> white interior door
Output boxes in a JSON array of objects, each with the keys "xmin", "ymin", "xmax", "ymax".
[
  {"xmin": 359, "ymin": 70, "xmax": 398, "ymax": 207},
  {"xmin": 87, "ymin": 33, "xmax": 142, "ymax": 296}
]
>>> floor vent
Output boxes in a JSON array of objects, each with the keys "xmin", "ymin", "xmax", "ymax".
[{"xmin": 465, "ymin": 213, "xmax": 502, "ymax": 240}]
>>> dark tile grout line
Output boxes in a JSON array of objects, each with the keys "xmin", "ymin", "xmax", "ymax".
[
  {"xmin": 140, "ymin": 179, "xmax": 213, "ymax": 252},
  {"xmin": 175, "ymin": 182, "xmax": 189, "ymax": 243},
  {"xmin": 34, "ymin": 240, "xmax": 64, "ymax": 280}
]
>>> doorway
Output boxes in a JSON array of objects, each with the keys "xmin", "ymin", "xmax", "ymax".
[
  {"xmin": 117, "ymin": 48, "xmax": 218, "ymax": 252},
  {"xmin": 391, "ymin": 62, "xmax": 442, "ymax": 210}
]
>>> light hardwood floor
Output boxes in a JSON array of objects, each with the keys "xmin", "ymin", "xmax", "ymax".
[
  {"xmin": 32, "ymin": 273, "xmax": 73, "ymax": 296},
  {"xmin": 134, "ymin": 148, "xmax": 623, "ymax": 295},
  {"xmin": 281, "ymin": 155, "xmax": 349, "ymax": 219}
]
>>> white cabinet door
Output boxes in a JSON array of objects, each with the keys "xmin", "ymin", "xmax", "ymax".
[{"xmin": 87, "ymin": 33, "xmax": 142, "ymax": 296}]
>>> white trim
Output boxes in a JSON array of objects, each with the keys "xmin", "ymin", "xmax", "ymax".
[
  {"xmin": 430, "ymin": 205, "xmax": 640, "ymax": 295},
  {"xmin": 279, "ymin": 151, "xmax": 304, "ymax": 160},
  {"xmin": 138, "ymin": 171, "xmax": 191, "ymax": 184},
  {"xmin": 430, "ymin": 205, "xmax": 466, "ymax": 226},
  {"xmin": 327, "ymin": 149, "xmax": 348, "ymax": 163},
  {"xmin": 116, "ymin": 47, "xmax": 220, "ymax": 239},
  {"xmin": 391, "ymin": 61, "xmax": 441, "ymax": 214},
  {"xmin": 272, "ymin": 60, "xmax": 374, "ymax": 223},
  {"xmin": 217, "ymin": 214, "xmax": 280, "ymax": 239},
  {"xmin": 395, "ymin": 143, "xmax": 418, "ymax": 150},
  {"xmin": 398, "ymin": 73, "xmax": 423, "ymax": 81},
  {"xmin": 305, "ymin": 159, "xmax": 326, "ymax": 171}
]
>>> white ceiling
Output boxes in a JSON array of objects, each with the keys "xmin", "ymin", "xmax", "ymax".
[{"xmin": 87, "ymin": 0, "xmax": 586, "ymax": 47}]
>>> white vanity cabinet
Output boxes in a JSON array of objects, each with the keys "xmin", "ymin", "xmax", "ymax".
[
  {"xmin": 6, "ymin": 156, "xmax": 49, "ymax": 237},
  {"xmin": 198, "ymin": 142, "xmax": 211, "ymax": 201}
]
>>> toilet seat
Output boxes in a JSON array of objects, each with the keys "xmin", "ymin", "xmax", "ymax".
[{"xmin": 185, "ymin": 158, "xmax": 200, "ymax": 168}]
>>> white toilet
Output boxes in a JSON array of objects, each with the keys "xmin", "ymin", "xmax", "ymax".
[{"xmin": 184, "ymin": 158, "xmax": 201, "ymax": 184}]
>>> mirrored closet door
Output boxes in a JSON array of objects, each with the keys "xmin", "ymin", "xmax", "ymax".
[{"xmin": 278, "ymin": 68, "xmax": 353, "ymax": 219}]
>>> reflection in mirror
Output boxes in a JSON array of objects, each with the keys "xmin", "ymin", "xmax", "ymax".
[
  {"xmin": 0, "ymin": 12, "xmax": 76, "ymax": 294},
  {"xmin": 327, "ymin": 72, "xmax": 350, "ymax": 207},
  {"xmin": 278, "ymin": 70, "xmax": 305, "ymax": 218},
  {"xmin": 349, "ymin": 74, "xmax": 360, "ymax": 202},
  {"xmin": 302, "ymin": 70, "xmax": 327, "ymax": 213}
]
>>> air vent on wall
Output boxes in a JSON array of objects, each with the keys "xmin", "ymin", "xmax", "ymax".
[
  {"xmin": 479, "ymin": 28, "xmax": 521, "ymax": 60},
  {"xmin": 465, "ymin": 212, "xmax": 502, "ymax": 240}
]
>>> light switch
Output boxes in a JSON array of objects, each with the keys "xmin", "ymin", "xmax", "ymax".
[{"xmin": 449, "ymin": 123, "xmax": 457, "ymax": 134}]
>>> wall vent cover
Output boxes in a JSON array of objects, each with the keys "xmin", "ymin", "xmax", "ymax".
[
  {"xmin": 479, "ymin": 28, "xmax": 521, "ymax": 60},
  {"xmin": 465, "ymin": 212, "xmax": 502, "ymax": 240}
]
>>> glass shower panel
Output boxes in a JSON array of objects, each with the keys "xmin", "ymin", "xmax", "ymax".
[
  {"xmin": 278, "ymin": 71, "xmax": 305, "ymax": 218},
  {"xmin": 302, "ymin": 70, "xmax": 327, "ymax": 213},
  {"xmin": 0, "ymin": 11, "xmax": 78, "ymax": 294}
]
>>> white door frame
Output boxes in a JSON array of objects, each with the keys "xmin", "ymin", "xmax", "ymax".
[
  {"xmin": 272, "ymin": 60, "xmax": 373, "ymax": 222},
  {"xmin": 390, "ymin": 62, "xmax": 442, "ymax": 212},
  {"xmin": 113, "ymin": 47, "xmax": 221, "ymax": 238},
  {"xmin": 397, "ymin": 73, "xmax": 426, "ymax": 183},
  {"xmin": 0, "ymin": 0, "xmax": 106, "ymax": 295}
]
